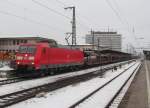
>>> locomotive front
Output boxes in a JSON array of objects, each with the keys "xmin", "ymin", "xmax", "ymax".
[{"xmin": 16, "ymin": 44, "xmax": 37, "ymax": 71}]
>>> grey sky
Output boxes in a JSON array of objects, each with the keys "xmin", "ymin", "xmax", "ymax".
[{"xmin": 0, "ymin": 0, "xmax": 149, "ymax": 51}]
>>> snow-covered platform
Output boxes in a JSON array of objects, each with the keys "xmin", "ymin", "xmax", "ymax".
[{"xmin": 119, "ymin": 60, "xmax": 149, "ymax": 108}]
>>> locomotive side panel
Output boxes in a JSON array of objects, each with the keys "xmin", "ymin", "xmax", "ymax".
[{"xmin": 44, "ymin": 48, "xmax": 84, "ymax": 68}]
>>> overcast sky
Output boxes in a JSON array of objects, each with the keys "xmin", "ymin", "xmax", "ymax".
[{"xmin": 0, "ymin": 0, "xmax": 149, "ymax": 52}]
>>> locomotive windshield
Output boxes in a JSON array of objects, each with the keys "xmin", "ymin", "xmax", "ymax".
[{"xmin": 18, "ymin": 46, "xmax": 36, "ymax": 54}]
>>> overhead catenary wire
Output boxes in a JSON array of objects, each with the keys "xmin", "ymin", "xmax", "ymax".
[
  {"xmin": 112, "ymin": 0, "xmax": 139, "ymax": 48},
  {"xmin": 105, "ymin": 0, "xmax": 134, "ymax": 34},
  {"xmin": 2, "ymin": 0, "xmax": 98, "ymax": 31},
  {"xmin": 54, "ymin": 0, "xmax": 120, "ymax": 31},
  {"xmin": 113, "ymin": 0, "xmax": 130, "ymax": 27},
  {"xmin": 105, "ymin": 0, "xmax": 133, "ymax": 36},
  {"xmin": 53, "ymin": 0, "xmax": 92, "ymax": 30},
  {"xmin": 31, "ymin": 0, "xmax": 71, "ymax": 20},
  {"xmin": 105, "ymin": 0, "xmax": 125, "ymax": 25},
  {"xmin": 105, "ymin": 0, "xmax": 139, "ymax": 52},
  {"xmin": 54, "ymin": 0, "xmax": 66, "ymax": 7},
  {"xmin": 53, "ymin": 0, "xmax": 124, "ymax": 31},
  {"xmin": 2, "ymin": 0, "xmax": 67, "ymax": 32},
  {"xmin": 0, "ymin": 10, "xmax": 64, "ymax": 32},
  {"xmin": 1, "ymin": 0, "xmax": 139, "ymax": 50},
  {"xmin": 4, "ymin": 0, "xmax": 45, "ymax": 17},
  {"xmin": 112, "ymin": 0, "xmax": 136, "ymax": 36},
  {"xmin": 54, "ymin": 0, "xmax": 91, "ymax": 27}
]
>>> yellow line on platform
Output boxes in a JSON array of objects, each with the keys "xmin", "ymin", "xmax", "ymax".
[{"xmin": 145, "ymin": 60, "xmax": 150, "ymax": 108}]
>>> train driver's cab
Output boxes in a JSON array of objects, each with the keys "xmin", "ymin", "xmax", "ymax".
[{"xmin": 16, "ymin": 45, "xmax": 37, "ymax": 65}]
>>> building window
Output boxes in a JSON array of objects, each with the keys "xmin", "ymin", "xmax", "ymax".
[
  {"xmin": 24, "ymin": 40, "xmax": 27, "ymax": 43},
  {"xmin": 13, "ymin": 40, "xmax": 16, "ymax": 45},
  {"xmin": 9, "ymin": 41, "xmax": 12, "ymax": 45},
  {"xmin": 17, "ymin": 40, "xmax": 19, "ymax": 45},
  {"xmin": 3, "ymin": 40, "xmax": 5, "ymax": 45},
  {"xmin": 5, "ymin": 40, "xmax": 7, "ymax": 45},
  {"xmin": 5, "ymin": 40, "xmax": 6, "ymax": 45},
  {"xmin": 1, "ymin": 41, "xmax": 4, "ymax": 45},
  {"xmin": 21, "ymin": 40, "xmax": 24, "ymax": 43}
]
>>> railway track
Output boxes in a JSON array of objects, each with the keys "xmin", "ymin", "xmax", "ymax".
[
  {"xmin": 107, "ymin": 63, "xmax": 142, "ymax": 108},
  {"xmin": 0, "ymin": 77, "xmax": 26, "ymax": 86},
  {"xmin": 0, "ymin": 61, "xmax": 135, "ymax": 107},
  {"xmin": 68, "ymin": 62, "xmax": 141, "ymax": 108},
  {"xmin": 0, "ymin": 60, "xmax": 133, "ymax": 86},
  {"xmin": 0, "ymin": 66, "xmax": 107, "ymax": 87}
]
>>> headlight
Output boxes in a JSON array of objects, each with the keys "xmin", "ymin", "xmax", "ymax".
[
  {"xmin": 16, "ymin": 56, "xmax": 23, "ymax": 60},
  {"xmin": 28, "ymin": 56, "xmax": 35, "ymax": 60}
]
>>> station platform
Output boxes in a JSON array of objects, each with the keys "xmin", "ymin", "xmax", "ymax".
[{"xmin": 119, "ymin": 60, "xmax": 149, "ymax": 108}]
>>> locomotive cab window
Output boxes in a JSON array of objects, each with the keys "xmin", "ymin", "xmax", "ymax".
[{"xmin": 18, "ymin": 46, "xmax": 36, "ymax": 54}]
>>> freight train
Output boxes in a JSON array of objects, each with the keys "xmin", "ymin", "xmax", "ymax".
[{"xmin": 15, "ymin": 39, "xmax": 132, "ymax": 75}]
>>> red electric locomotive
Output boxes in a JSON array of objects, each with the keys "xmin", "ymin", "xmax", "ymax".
[{"xmin": 16, "ymin": 40, "xmax": 84, "ymax": 74}]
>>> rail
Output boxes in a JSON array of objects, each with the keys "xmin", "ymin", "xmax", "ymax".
[
  {"xmin": 68, "ymin": 62, "xmax": 141, "ymax": 108},
  {"xmin": 0, "ymin": 60, "xmax": 134, "ymax": 86},
  {"xmin": 0, "ymin": 61, "xmax": 136, "ymax": 107}
]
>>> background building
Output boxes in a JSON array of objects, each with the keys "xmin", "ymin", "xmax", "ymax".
[
  {"xmin": 0, "ymin": 36, "xmax": 100, "ymax": 53},
  {"xmin": 0, "ymin": 37, "xmax": 55, "ymax": 52},
  {"xmin": 85, "ymin": 31, "xmax": 122, "ymax": 51}
]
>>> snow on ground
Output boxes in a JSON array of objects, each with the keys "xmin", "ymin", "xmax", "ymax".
[
  {"xmin": 0, "ymin": 61, "xmax": 13, "ymax": 78},
  {"xmin": 0, "ymin": 61, "xmax": 134, "ymax": 96},
  {"xmin": 8, "ymin": 61, "xmax": 140, "ymax": 108},
  {"xmin": 0, "ymin": 65, "xmax": 13, "ymax": 78},
  {"xmin": 0, "ymin": 78, "xmax": 7, "ymax": 81},
  {"xmin": 0, "ymin": 65, "xmax": 13, "ymax": 71},
  {"xmin": 77, "ymin": 62, "xmax": 141, "ymax": 108},
  {"xmin": 0, "ymin": 61, "xmax": 13, "ymax": 71}
]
